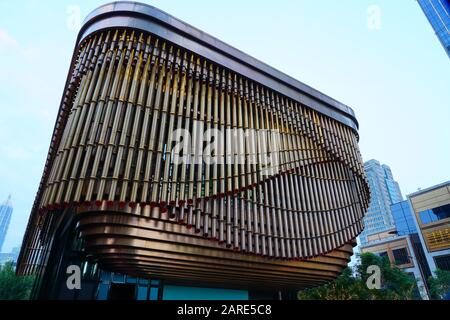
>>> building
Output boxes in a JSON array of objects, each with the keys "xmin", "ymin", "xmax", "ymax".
[
  {"xmin": 0, "ymin": 195, "xmax": 13, "ymax": 252},
  {"xmin": 360, "ymin": 229, "xmax": 429, "ymax": 300},
  {"xmin": 391, "ymin": 200, "xmax": 433, "ymax": 292},
  {"xmin": 392, "ymin": 200, "xmax": 418, "ymax": 236},
  {"xmin": 17, "ymin": 2, "xmax": 370, "ymax": 300},
  {"xmin": 359, "ymin": 160, "xmax": 403, "ymax": 246},
  {"xmin": 0, "ymin": 246, "xmax": 20, "ymax": 267},
  {"xmin": 382, "ymin": 165, "xmax": 403, "ymax": 205},
  {"xmin": 408, "ymin": 181, "xmax": 450, "ymax": 273},
  {"xmin": 361, "ymin": 181, "xmax": 450, "ymax": 300},
  {"xmin": 417, "ymin": 0, "xmax": 450, "ymax": 59}
]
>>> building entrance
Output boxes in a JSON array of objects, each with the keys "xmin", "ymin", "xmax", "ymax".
[{"xmin": 109, "ymin": 284, "xmax": 136, "ymax": 300}]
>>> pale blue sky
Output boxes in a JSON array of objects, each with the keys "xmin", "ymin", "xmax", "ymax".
[{"xmin": 0, "ymin": 0, "xmax": 449, "ymax": 252}]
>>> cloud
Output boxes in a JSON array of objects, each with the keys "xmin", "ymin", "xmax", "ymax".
[
  {"xmin": 0, "ymin": 28, "xmax": 42, "ymax": 61},
  {"xmin": 0, "ymin": 29, "xmax": 19, "ymax": 50}
]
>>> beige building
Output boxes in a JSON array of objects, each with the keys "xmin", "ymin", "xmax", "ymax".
[
  {"xmin": 360, "ymin": 229, "xmax": 429, "ymax": 299},
  {"xmin": 408, "ymin": 181, "xmax": 450, "ymax": 273}
]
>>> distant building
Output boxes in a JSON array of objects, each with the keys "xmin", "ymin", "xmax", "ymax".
[
  {"xmin": 360, "ymin": 229, "xmax": 429, "ymax": 299},
  {"xmin": 408, "ymin": 181, "xmax": 450, "ymax": 273},
  {"xmin": 359, "ymin": 160, "xmax": 403, "ymax": 246},
  {"xmin": 417, "ymin": 0, "xmax": 450, "ymax": 59},
  {"xmin": 391, "ymin": 200, "xmax": 433, "ymax": 292},
  {"xmin": 0, "ymin": 246, "xmax": 20, "ymax": 266},
  {"xmin": 361, "ymin": 181, "xmax": 450, "ymax": 300},
  {"xmin": 0, "ymin": 195, "xmax": 13, "ymax": 252}
]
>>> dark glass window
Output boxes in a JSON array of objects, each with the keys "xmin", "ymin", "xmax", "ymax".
[
  {"xmin": 433, "ymin": 204, "xmax": 450, "ymax": 220},
  {"xmin": 392, "ymin": 248, "xmax": 410, "ymax": 265},
  {"xmin": 109, "ymin": 283, "xmax": 135, "ymax": 300},
  {"xmin": 419, "ymin": 204, "xmax": 450, "ymax": 225},
  {"xmin": 96, "ymin": 271, "xmax": 163, "ymax": 300},
  {"xmin": 435, "ymin": 255, "xmax": 450, "ymax": 271}
]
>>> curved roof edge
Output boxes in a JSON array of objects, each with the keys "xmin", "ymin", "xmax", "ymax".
[{"xmin": 80, "ymin": 1, "xmax": 360, "ymax": 131}]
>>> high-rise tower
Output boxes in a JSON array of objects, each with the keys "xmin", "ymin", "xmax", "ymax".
[
  {"xmin": 0, "ymin": 195, "xmax": 13, "ymax": 252},
  {"xmin": 359, "ymin": 160, "xmax": 402, "ymax": 245},
  {"xmin": 418, "ymin": 0, "xmax": 450, "ymax": 59}
]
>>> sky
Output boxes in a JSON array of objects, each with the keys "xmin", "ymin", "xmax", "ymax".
[{"xmin": 0, "ymin": 0, "xmax": 449, "ymax": 253}]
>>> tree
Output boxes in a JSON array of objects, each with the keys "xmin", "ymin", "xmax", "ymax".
[
  {"xmin": 357, "ymin": 252, "xmax": 416, "ymax": 300},
  {"xmin": 0, "ymin": 262, "xmax": 35, "ymax": 300},
  {"xmin": 298, "ymin": 252, "xmax": 418, "ymax": 300},
  {"xmin": 298, "ymin": 267, "xmax": 369, "ymax": 300},
  {"xmin": 428, "ymin": 269, "xmax": 450, "ymax": 300}
]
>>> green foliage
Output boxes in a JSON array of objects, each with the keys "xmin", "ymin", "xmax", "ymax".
[
  {"xmin": 298, "ymin": 252, "xmax": 418, "ymax": 300},
  {"xmin": 298, "ymin": 267, "xmax": 369, "ymax": 300},
  {"xmin": 428, "ymin": 269, "xmax": 450, "ymax": 300},
  {"xmin": 0, "ymin": 262, "xmax": 35, "ymax": 300}
]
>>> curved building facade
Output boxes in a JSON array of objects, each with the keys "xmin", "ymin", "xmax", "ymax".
[{"xmin": 18, "ymin": 2, "xmax": 370, "ymax": 298}]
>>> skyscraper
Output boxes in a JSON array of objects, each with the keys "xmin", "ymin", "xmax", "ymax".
[
  {"xmin": 17, "ymin": 2, "xmax": 370, "ymax": 300},
  {"xmin": 417, "ymin": 0, "xmax": 450, "ymax": 59},
  {"xmin": 382, "ymin": 164, "xmax": 403, "ymax": 205},
  {"xmin": 0, "ymin": 195, "xmax": 13, "ymax": 252},
  {"xmin": 359, "ymin": 160, "xmax": 403, "ymax": 245}
]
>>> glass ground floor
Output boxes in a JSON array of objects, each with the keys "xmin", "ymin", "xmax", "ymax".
[
  {"xmin": 27, "ymin": 214, "xmax": 295, "ymax": 300},
  {"xmin": 47, "ymin": 262, "xmax": 288, "ymax": 300},
  {"xmin": 95, "ymin": 269, "xmax": 250, "ymax": 300}
]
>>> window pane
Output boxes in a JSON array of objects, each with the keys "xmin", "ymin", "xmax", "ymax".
[
  {"xmin": 434, "ymin": 255, "xmax": 450, "ymax": 271},
  {"xmin": 149, "ymin": 287, "xmax": 159, "ymax": 300},
  {"xmin": 97, "ymin": 283, "xmax": 109, "ymax": 300},
  {"xmin": 419, "ymin": 204, "xmax": 450, "ymax": 225},
  {"xmin": 112, "ymin": 273, "xmax": 125, "ymax": 283},
  {"xmin": 393, "ymin": 248, "xmax": 410, "ymax": 265},
  {"xmin": 137, "ymin": 286, "xmax": 148, "ymax": 300},
  {"xmin": 126, "ymin": 276, "xmax": 138, "ymax": 284},
  {"xmin": 101, "ymin": 271, "xmax": 111, "ymax": 283}
]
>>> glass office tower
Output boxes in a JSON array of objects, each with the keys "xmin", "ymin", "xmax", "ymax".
[
  {"xmin": 418, "ymin": 0, "xmax": 450, "ymax": 59},
  {"xmin": 0, "ymin": 195, "xmax": 13, "ymax": 252},
  {"xmin": 359, "ymin": 160, "xmax": 403, "ymax": 245},
  {"xmin": 391, "ymin": 200, "xmax": 432, "ymax": 283},
  {"xmin": 17, "ymin": 2, "xmax": 370, "ymax": 300}
]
